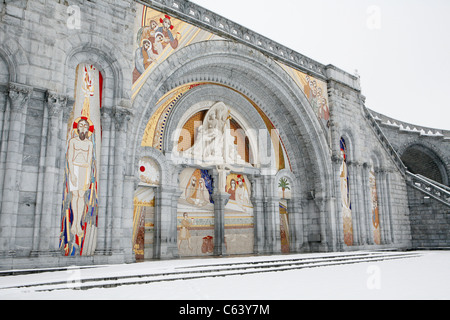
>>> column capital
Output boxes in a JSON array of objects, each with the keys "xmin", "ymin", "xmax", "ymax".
[
  {"xmin": 8, "ymin": 82, "xmax": 33, "ymax": 111},
  {"xmin": 211, "ymin": 193, "xmax": 231, "ymax": 203},
  {"xmin": 46, "ymin": 91, "xmax": 68, "ymax": 118},
  {"xmin": 113, "ymin": 105, "xmax": 133, "ymax": 130},
  {"xmin": 331, "ymin": 154, "xmax": 343, "ymax": 164}
]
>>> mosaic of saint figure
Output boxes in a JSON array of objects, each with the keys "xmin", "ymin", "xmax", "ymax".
[
  {"xmin": 177, "ymin": 168, "xmax": 214, "ymax": 257},
  {"xmin": 67, "ymin": 117, "xmax": 94, "ymax": 238},
  {"xmin": 133, "ymin": 14, "xmax": 181, "ymax": 82},
  {"xmin": 225, "ymin": 174, "xmax": 252, "ymax": 213},
  {"xmin": 185, "ymin": 171, "xmax": 211, "ymax": 207},
  {"xmin": 178, "ymin": 212, "xmax": 194, "ymax": 251},
  {"xmin": 60, "ymin": 64, "xmax": 102, "ymax": 257}
]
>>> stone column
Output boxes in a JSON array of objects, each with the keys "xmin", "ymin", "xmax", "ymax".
[
  {"xmin": 110, "ymin": 106, "xmax": 132, "ymax": 255},
  {"xmin": 211, "ymin": 166, "xmax": 231, "ymax": 257},
  {"xmin": 122, "ymin": 175, "xmax": 139, "ymax": 262},
  {"xmin": 261, "ymin": 174, "xmax": 278, "ymax": 254},
  {"xmin": 35, "ymin": 91, "xmax": 68, "ymax": 255},
  {"xmin": 384, "ymin": 170, "xmax": 395, "ymax": 244},
  {"xmin": 248, "ymin": 175, "xmax": 264, "ymax": 254},
  {"xmin": 362, "ymin": 162, "xmax": 375, "ymax": 245},
  {"xmin": 268, "ymin": 195, "xmax": 281, "ymax": 253},
  {"xmin": 97, "ymin": 106, "xmax": 114, "ymax": 255},
  {"xmin": 154, "ymin": 185, "xmax": 181, "ymax": 259},
  {"xmin": 331, "ymin": 154, "xmax": 344, "ymax": 250},
  {"xmin": 0, "ymin": 83, "xmax": 32, "ymax": 256},
  {"xmin": 288, "ymin": 196, "xmax": 303, "ymax": 252},
  {"xmin": 347, "ymin": 161, "xmax": 361, "ymax": 245},
  {"xmin": 0, "ymin": 89, "xmax": 8, "ymax": 199},
  {"xmin": 377, "ymin": 168, "xmax": 394, "ymax": 244},
  {"xmin": 212, "ymin": 193, "xmax": 230, "ymax": 256},
  {"xmin": 355, "ymin": 161, "xmax": 369, "ymax": 245}
]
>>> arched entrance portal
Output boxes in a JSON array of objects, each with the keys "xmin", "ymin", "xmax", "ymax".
[
  {"xmin": 129, "ymin": 40, "xmax": 333, "ymax": 260},
  {"xmin": 401, "ymin": 144, "xmax": 449, "ymax": 186},
  {"xmin": 138, "ymin": 83, "xmax": 290, "ymax": 258}
]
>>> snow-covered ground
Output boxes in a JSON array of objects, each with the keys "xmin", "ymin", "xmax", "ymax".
[{"xmin": 0, "ymin": 250, "xmax": 449, "ymax": 300}]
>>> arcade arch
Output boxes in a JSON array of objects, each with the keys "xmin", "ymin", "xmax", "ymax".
[{"xmin": 129, "ymin": 40, "xmax": 333, "ymax": 259}]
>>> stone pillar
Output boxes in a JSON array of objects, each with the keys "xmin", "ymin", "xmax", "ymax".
[
  {"xmin": 211, "ymin": 166, "xmax": 231, "ymax": 257},
  {"xmin": 97, "ymin": 106, "xmax": 114, "ymax": 255},
  {"xmin": 35, "ymin": 91, "xmax": 67, "ymax": 255},
  {"xmin": 249, "ymin": 175, "xmax": 264, "ymax": 254},
  {"xmin": 355, "ymin": 161, "xmax": 369, "ymax": 245},
  {"xmin": 362, "ymin": 162, "xmax": 375, "ymax": 245},
  {"xmin": 122, "ymin": 175, "xmax": 138, "ymax": 261},
  {"xmin": 261, "ymin": 174, "xmax": 278, "ymax": 254},
  {"xmin": 384, "ymin": 170, "xmax": 395, "ymax": 244},
  {"xmin": 0, "ymin": 83, "xmax": 32, "ymax": 256},
  {"xmin": 268, "ymin": 195, "xmax": 281, "ymax": 253},
  {"xmin": 212, "ymin": 193, "xmax": 230, "ymax": 256},
  {"xmin": 316, "ymin": 198, "xmax": 330, "ymax": 251},
  {"xmin": 377, "ymin": 168, "xmax": 394, "ymax": 244},
  {"xmin": 111, "ymin": 106, "xmax": 133, "ymax": 255},
  {"xmin": 154, "ymin": 185, "xmax": 181, "ymax": 259},
  {"xmin": 0, "ymin": 89, "xmax": 8, "ymax": 199},
  {"xmin": 331, "ymin": 154, "xmax": 345, "ymax": 250},
  {"xmin": 347, "ymin": 161, "xmax": 361, "ymax": 245},
  {"xmin": 286, "ymin": 197, "xmax": 295, "ymax": 252}
]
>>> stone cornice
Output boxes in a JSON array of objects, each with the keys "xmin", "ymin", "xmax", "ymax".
[{"xmin": 138, "ymin": 0, "xmax": 328, "ymax": 80}]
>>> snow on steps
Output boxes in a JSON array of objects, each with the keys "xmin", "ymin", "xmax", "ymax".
[{"xmin": 0, "ymin": 251, "xmax": 421, "ymax": 292}]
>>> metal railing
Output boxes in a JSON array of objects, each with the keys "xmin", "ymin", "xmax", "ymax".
[{"xmin": 406, "ymin": 171, "xmax": 450, "ymax": 207}]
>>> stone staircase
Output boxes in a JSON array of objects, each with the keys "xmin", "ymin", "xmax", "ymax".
[
  {"xmin": 363, "ymin": 105, "xmax": 450, "ymax": 208},
  {"xmin": 0, "ymin": 251, "xmax": 421, "ymax": 292},
  {"xmin": 406, "ymin": 172, "xmax": 450, "ymax": 208}
]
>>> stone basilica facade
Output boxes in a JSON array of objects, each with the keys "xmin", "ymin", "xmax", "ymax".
[{"xmin": 0, "ymin": 0, "xmax": 448, "ymax": 270}]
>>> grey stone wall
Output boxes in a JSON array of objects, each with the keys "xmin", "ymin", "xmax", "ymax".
[
  {"xmin": 407, "ymin": 185, "xmax": 450, "ymax": 248},
  {"xmin": 0, "ymin": 0, "xmax": 445, "ymax": 270},
  {"xmin": 0, "ymin": 0, "xmax": 137, "ymax": 269},
  {"xmin": 366, "ymin": 111, "xmax": 450, "ymax": 249},
  {"xmin": 326, "ymin": 65, "xmax": 412, "ymax": 250}
]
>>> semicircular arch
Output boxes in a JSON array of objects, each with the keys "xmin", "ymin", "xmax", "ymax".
[{"xmin": 131, "ymin": 40, "xmax": 332, "ymax": 199}]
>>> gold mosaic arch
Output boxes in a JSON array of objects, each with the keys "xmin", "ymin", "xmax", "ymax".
[{"xmin": 141, "ymin": 82, "xmax": 290, "ymax": 171}]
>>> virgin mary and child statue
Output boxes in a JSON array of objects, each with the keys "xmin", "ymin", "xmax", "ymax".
[{"xmin": 178, "ymin": 102, "xmax": 246, "ymax": 166}]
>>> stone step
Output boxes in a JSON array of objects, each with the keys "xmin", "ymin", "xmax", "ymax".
[{"xmin": 0, "ymin": 251, "xmax": 421, "ymax": 292}]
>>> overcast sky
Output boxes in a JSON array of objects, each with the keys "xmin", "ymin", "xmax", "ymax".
[{"xmin": 190, "ymin": 0, "xmax": 450, "ymax": 130}]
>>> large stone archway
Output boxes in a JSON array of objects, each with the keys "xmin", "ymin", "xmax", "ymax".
[
  {"xmin": 400, "ymin": 143, "xmax": 449, "ymax": 186},
  {"xmin": 128, "ymin": 40, "xmax": 334, "ymax": 259}
]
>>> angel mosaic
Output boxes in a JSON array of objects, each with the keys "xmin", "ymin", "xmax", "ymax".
[{"xmin": 133, "ymin": 14, "xmax": 182, "ymax": 82}]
